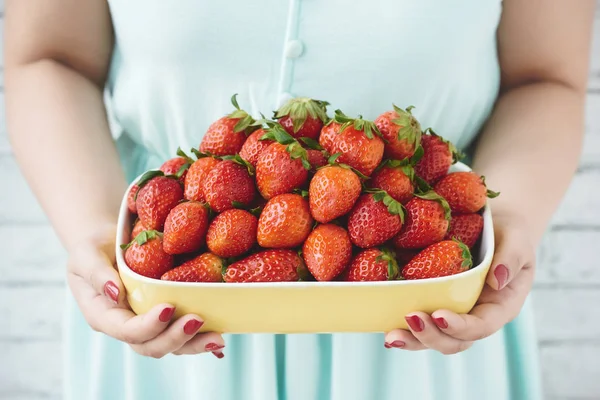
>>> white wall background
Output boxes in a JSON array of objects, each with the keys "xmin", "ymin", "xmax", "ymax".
[{"xmin": 0, "ymin": 3, "xmax": 599, "ymax": 400}]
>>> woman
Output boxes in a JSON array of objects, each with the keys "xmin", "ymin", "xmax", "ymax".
[{"xmin": 4, "ymin": 1, "xmax": 594, "ymax": 399}]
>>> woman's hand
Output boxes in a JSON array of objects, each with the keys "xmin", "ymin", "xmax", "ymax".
[
  {"xmin": 384, "ymin": 212, "xmax": 536, "ymax": 354},
  {"xmin": 67, "ymin": 224, "xmax": 226, "ymax": 359}
]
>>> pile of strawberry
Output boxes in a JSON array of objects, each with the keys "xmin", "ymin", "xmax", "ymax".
[{"xmin": 121, "ymin": 95, "xmax": 498, "ymax": 283}]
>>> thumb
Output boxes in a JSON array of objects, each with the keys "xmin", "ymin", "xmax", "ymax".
[
  {"xmin": 67, "ymin": 241, "xmax": 127, "ymax": 306},
  {"xmin": 485, "ymin": 219, "xmax": 535, "ymax": 291}
]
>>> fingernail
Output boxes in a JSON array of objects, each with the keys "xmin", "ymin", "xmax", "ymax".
[
  {"xmin": 104, "ymin": 281, "xmax": 119, "ymax": 304},
  {"xmin": 433, "ymin": 317, "xmax": 448, "ymax": 329},
  {"xmin": 387, "ymin": 340, "xmax": 405, "ymax": 348},
  {"xmin": 405, "ymin": 315, "xmax": 424, "ymax": 332},
  {"xmin": 494, "ymin": 264, "xmax": 509, "ymax": 290},
  {"xmin": 205, "ymin": 343, "xmax": 225, "ymax": 352},
  {"xmin": 212, "ymin": 351, "xmax": 225, "ymax": 359},
  {"xmin": 384, "ymin": 343, "xmax": 392, "ymax": 349},
  {"xmin": 158, "ymin": 307, "xmax": 175, "ymax": 323},
  {"xmin": 183, "ymin": 319, "xmax": 204, "ymax": 335}
]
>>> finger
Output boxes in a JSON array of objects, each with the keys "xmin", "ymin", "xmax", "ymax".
[
  {"xmin": 69, "ymin": 273, "xmax": 177, "ymax": 343},
  {"xmin": 172, "ymin": 332, "xmax": 226, "ymax": 357},
  {"xmin": 433, "ymin": 265, "xmax": 535, "ymax": 341},
  {"xmin": 402, "ymin": 312, "xmax": 473, "ymax": 355},
  {"xmin": 384, "ymin": 328, "xmax": 426, "ymax": 351},
  {"xmin": 130, "ymin": 314, "xmax": 207, "ymax": 359},
  {"xmin": 486, "ymin": 222, "xmax": 535, "ymax": 291},
  {"xmin": 68, "ymin": 243, "xmax": 126, "ymax": 305}
]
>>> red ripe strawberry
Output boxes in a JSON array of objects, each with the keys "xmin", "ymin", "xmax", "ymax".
[
  {"xmin": 274, "ymin": 97, "xmax": 330, "ymax": 140},
  {"xmin": 202, "ymin": 157, "xmax": 256, "ymax": 212},
  {"xmin": 257, "ymin": 193, "xmax": 313, "ymax": 248},
  {"xmin": 302, "ymin": 224, "xmax": 352, "ymax": 281},
  {"xmin": 328, "ymin": 111, "xmax": 385, "ymax": 177},
  {"xmin": 127, "ymin": 184, "xmax": 139, "ymax": 214},
  {"xmin": 402, "ymin": 239, "xmax": 472, "ymax": 280},
  {"xmin": 122, "ymin": 230, "xmax": 174, "ymax": 279},
  {"xmin": 434, "ymin": 172, "xmax": 499, "ymax": 213},
  {"xmin": 445, "ymin": 213, "xmax": 484, "ymax": 248},
  {"xmin": 347, "ymin": 191, "xmax": 405, "ymax": 248},
  {"xmin": 206, "ymin": 209, "xmax": 258, "ymax": 257},
  {"xmin": 135, "ymin": 173, "xmax": 184, "ymax": 231},
  {"xmin": 256, "ymin": 139, "xmax": 309, "ymax": 199},
  {"xmin": 223, "ymin": 249, "xmax": 306, "ymax": 283},
  {"xmin": 162, "ymin": 201, "xmax": 209, "ymax": 255},
  {"xmin": 393, "ymin": 192, "xmax": 451, "ymax": 249},
  {"xmin": 346, "ymin": 248, "xmax": 399, "ymax": 282},
  {"xmin": 375, "ymin": 105, "xmax": 422, "ymax": 160},
  {"xmin": 239, "ymin": 129, "xmax": 273, "ymax": 167},
  {"xmin": 319, "ymin": 121, "xmax": 342, "ymax": 154},
  {"xmin": 130, "ymin": 219, "xmax": 146, "ymax": 241},
  {"xmin": 306, "ymin": 149, "xmax": 328, "ymax": 170},
  {"xmin": 159, "ymin": 150, "xmax": 193, "ymax": 182},
  {"xmin": 161, "ymin": 252, "xmax": 224, "ymax": 282},
  {"xmin": 199, "ymin": 94, "xmax": 258, "ymax": 156},
  {"xmin": 184, "ymin": 155, "xmax": 220, "ymax": 202},
  {"xmin": 371, "ymin": 160, "xmax": 415, "ymax": 204},
  {"xmin": 309, "ymin": 163, "xmax": 361, "ymax": 223},
  {"xmin": 415, "ymin": 130, "xmax": 461, "ymax": 185}
]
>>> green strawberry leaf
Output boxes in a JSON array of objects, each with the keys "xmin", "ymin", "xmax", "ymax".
[
  {"xmin": 453, "ymin": 238, "xmax": 473, "ymax": 269},
  {"xmin": 175, "ymin": 147, "xmax": 195, "ymax": 163},
  {"xmin": 249, "ymin": 206, "xmax": 263, "ymax": 218},
  {"xmin": 376, "ymin": 247, "xmax": 399, "ymax": 280},
  {"xmin": 366, "ymin": 189, "xmax": 406, "ymax": 222},
  {"xmin": 292, "ymin": 188, "xmax": 309, "ymax": 198},
  {"xmin": 221, "ymin": 154, "xmax": 255, "ymax": 176},
  {"xmin": 409, "ymin": 145, "xmax": 424, "ymax": 165},
  {"xmin": 120, "ymin": 230, "xmax": 161, "ymax": 250},
  {"xmin": 327, "ymin": 152, "xmax": 343, "ymax": 164},
  {"xmin": 134, "ymin": 170, "xmax": 165, "ymax": 200},
  {"xmin": 415, "ymin": 190, "xmax": 452, "ymax": 221},
  {"xmin": 274, "ymin": 97, "xmax": 330, "ymax": 133},
  {"xmin": 299, "ymin": 137, "xmax": 323, "ymax": 150},
  {"xmin": 391, "ymin": 104, "xmax": 422, "ymax": 149},
  {"xmin": 481, "ymin": 176, "xmax": 501, "ymax": 198},
  {"xmin": 231, "ymin": 201, "xmax": 247, "ymax": 209},
  {"xmin": 260, "ymin": 124, "xmax": 296, "ymax": 144},
  {"xmin": 174, "ymin": 162, "xmax": 192, "ymax": 179},
  {"xmin": 191, "ymin": 148, "xmax": 220, "ymax": 160},
  {"xmin": 414, "ymin": 176, "xmax": 433, "ymax": 194}
]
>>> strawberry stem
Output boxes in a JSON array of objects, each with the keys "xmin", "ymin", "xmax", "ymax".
[
  {"xmin": 391, "ymin": 104, "xmax": 422, "ymax": 149},
  {"xmin": 274, "ymin": 97, "xmax": 330, "ymax": 133},
  {"xmin": 333, "ymin": 110, "xmax": 382, "ymax": 140}
]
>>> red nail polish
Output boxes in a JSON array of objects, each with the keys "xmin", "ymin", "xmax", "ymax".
[
  {"xmin": 159, "ymin": 307, "xmax": 175, "ymax": 323},
  {"xmin": 494, "ymin": 264, "xmax": 509, "ymax": 289},
  {"xmin": 405, "ymin": 315, "xmax": 424, "ymax": 332},
  {"xmin": 389, "ymin": 340, "xmax": 405, "ymax": 348},
  {"xmin": 183, "ymin": 319, "xmax": 204, "ymax": 335},
  {"xmin": 104, "ymin": 281, "xmax": 119, "ymax": 304},
  {"xmin": 434, "ymin": 317, "xmax": 448, "ymax": 329},
  {"xmin": 205, "ymin": 343, "xmax": 225, "ymax": 352},
  {"xmin": 384, "ymin": 343, "xmax": 392, "ymax": 349},
  {"xmin": 212, "ymin": 351, "xmax": 225, "ymax": 359}
]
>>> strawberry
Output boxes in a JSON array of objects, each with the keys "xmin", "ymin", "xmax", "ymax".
[
  {"xmin": 302, "ymin": 224, "xmax": 352, "ymax": 281},
  {"xmin": 306, "ymin": 149, "xmax": 328, "ymax": 170},
  {"xmin": 255, "ymin": 126, "xmax": 311, "ymax": 199},
  {"xmin": 202, "ymin": 156, "xmax": 256, "ymax": 212},
  {"xmin": 184, "ymin": 152, "xmax": 221, "ymax": 202},
  {"xmin": 414, "ymin": 129, "xmax": 461, "ymax": 185},
  {"xmin": 345, "ymin": 248, "xmax": 399, "ymax": 281},
  {"xmin": 371, "ymin": 159, "xmax": 415, "ymax": 204},
  {"xmin": 239, "ymin": 128, "xmax": 273, "ymax": 167},
  {"xmin": 127, "ymin": 184, "xmax": 139, "ymax": 214},
  {"xmin": 393, "ymin": 191, "xmax": 451, "ymax": 249},
  {"xmin": 206, "ymin": 209, "xmax": 258, "ymax": 257},
  {"xmin": 434, "ymin": 172, "xmax": 499, "ymax": 213},
  {"xmin": 257, "ymin": 193, "xmax": 313, "ymax": 248},
  {"xmin": 445, "ymin": 213, "xmax": 484, "ymax": 248},
  {"xmin": 199, "ymin": 94, "xmax": 259, "ymax": 156},
  {"xmin": 122, "ymin": 230, "xmax": 174, "ymax": 279},
  {"xmin": 402, "ymin": 239, "xmax": 472, "ymax": 280},
  {"xmin": 135, "ymin": 172, "xmax": 184, "ymax": 230},
  {"xmin": 328, "ymin": 111, "xmax": 385, "ymax": 177},
  {"xmin": 161, "ymin": 252, "xmax": 224, "ymax": 282},
  {"xmin": 130, "ymin": 219, "xmax": 146, "ymax": 241},
  {"xmin": 159, "ymin": 149, "xmax": 194, "ymax": 182},
  {"xmin": 162, "ymin": 201, "xmax": 209, "ymax": 255},
  {"xmin": 308, "ymin": 160, "xmax": 361, "ymax": 223},
  {"xmin": 319, "ymin": 121, "xmax": 342, "ymax": 154},
  {"xmin": 273, "ymin": 97, "xmax": 330, "ymax": 140},
  {"xmin": 223, "ymin": 249, "xmax": 306, "ymax": 283},
  {"xmin": 375, "ymin": 105, "xmax": 422, "ymax": 160},
  {"xmin": 347, "ymin": 191, "xmax": 405, "ymax": 248}
]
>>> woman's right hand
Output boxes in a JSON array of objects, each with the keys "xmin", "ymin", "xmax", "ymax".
[{"xmin": 66, "ymin": 224, "xmax": 226, "ymax": 359}]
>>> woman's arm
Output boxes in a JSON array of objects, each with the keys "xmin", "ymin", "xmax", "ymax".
[
  {"xmin": 473, "ymin": 0, "xmax": 595, "ymax": 245},
  {"xmin": 5, "ymin": 0, "xmax": 225, "ymax": 358},
  {"xmin": 384, "ymin": 0, "xmax": 595, "ymax": 353}
]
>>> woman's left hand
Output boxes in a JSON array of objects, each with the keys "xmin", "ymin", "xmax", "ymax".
[{"xmin": 384, "ymin": 212, "xmax": 537, "ymax": 354}]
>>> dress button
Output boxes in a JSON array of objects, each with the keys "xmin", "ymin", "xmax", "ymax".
[
  {"xmin": 285, "ymin": 40, "xmax": 304, "ymax": 59},
  {"xmin": 278, "ymin": 92, "xmax": 295, "ymax": 107}
]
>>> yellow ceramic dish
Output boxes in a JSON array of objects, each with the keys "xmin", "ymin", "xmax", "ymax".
[{"xmin": 116, "ymin": 162, "xmax": 494, "ymax": 333}]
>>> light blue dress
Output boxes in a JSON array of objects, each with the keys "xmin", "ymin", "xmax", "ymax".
[{"xmin": 64, "ymin": 1, "xmax": 543, "ymax": 399}]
